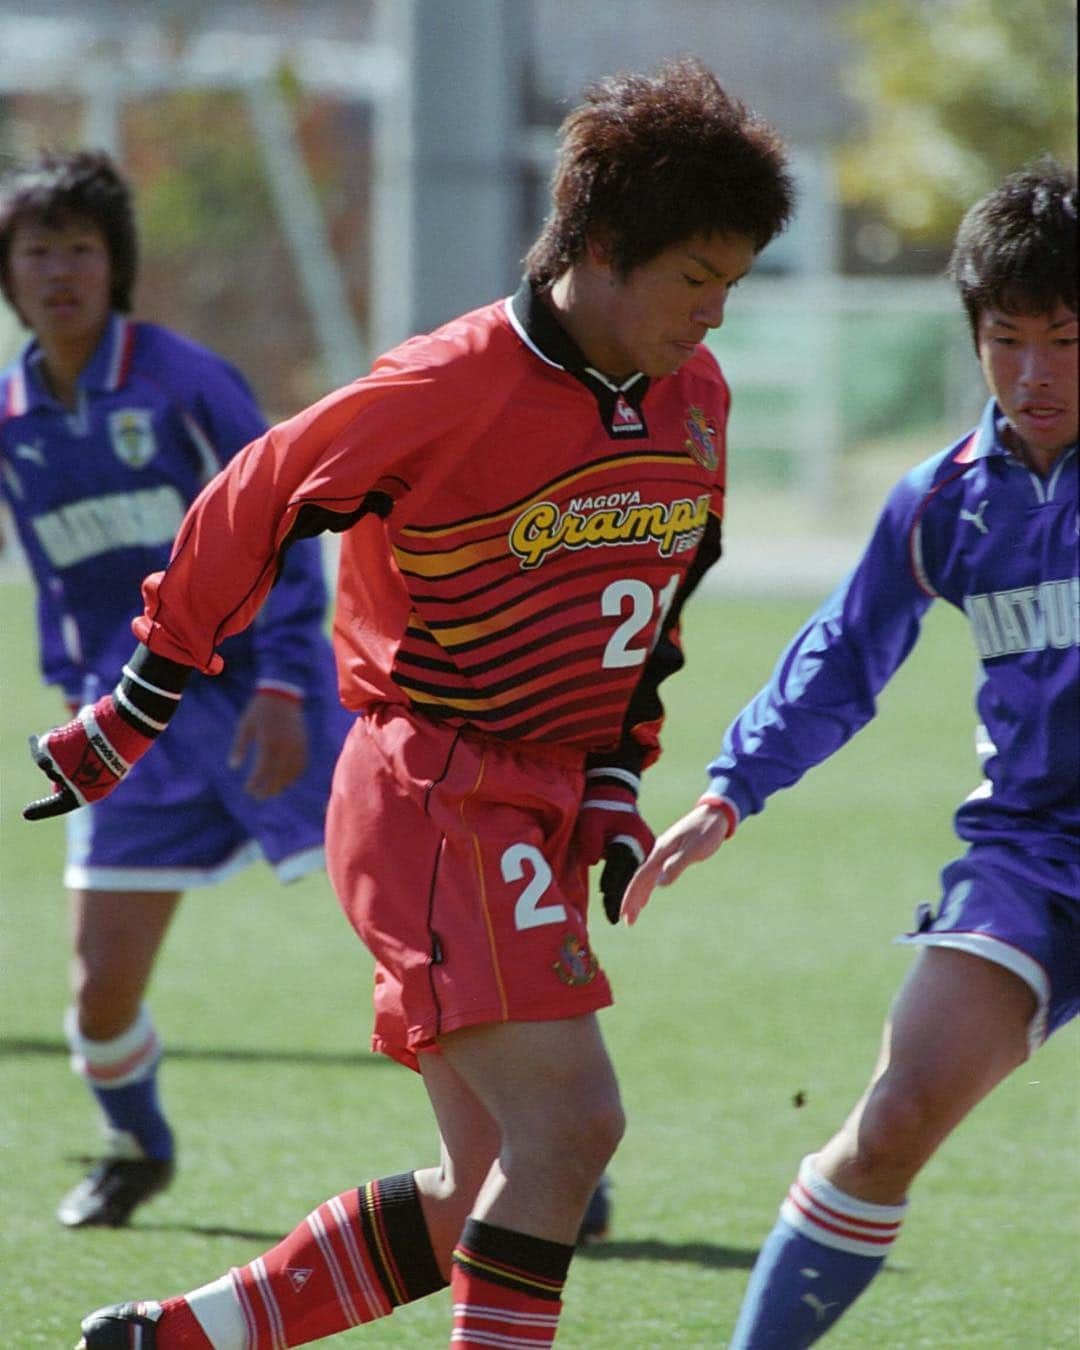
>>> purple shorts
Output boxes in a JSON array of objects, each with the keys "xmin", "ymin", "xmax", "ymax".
[
  {"xmin": 899, "ymin": 842, "xmax": 1080, "ymax": 1053},
  {"xmin": 63, "ymin": 665, "xmax": 352, "ymax": 892}
]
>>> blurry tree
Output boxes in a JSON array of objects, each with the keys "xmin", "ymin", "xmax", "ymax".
[
  {"xmin": 837, "ymin": 0, "xmax": 1077, "ymax": 244},
  {"xmin": 120, "ymin": 79, "xmax": 369, "ymax": 417}
]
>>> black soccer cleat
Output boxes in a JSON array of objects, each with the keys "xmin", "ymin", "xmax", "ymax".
[
  {"xmin": 77, "ymin": 1301, "xmax": 163, "ymax": 1349},
  {"xmin": 58, "ymin": 1156, "xmax": 175, "ymax": 1228},
  {"xmin": 577, "ymin": 1172, "xmax": 612, "ymax": 1245}
]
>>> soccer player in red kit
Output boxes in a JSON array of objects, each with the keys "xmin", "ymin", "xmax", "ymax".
[{"xmin": 27, "ymin": 60, "xmax": 795, "ymax": 1349}]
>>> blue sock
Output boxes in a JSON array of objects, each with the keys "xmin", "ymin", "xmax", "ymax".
[
  {"xmin": 730, "ymin": 1155, "xmax": 906, "ymax": 1349},
  {"xmin": 91, "ymin": 1077, "xmax": 175, "ymax": 1161}
]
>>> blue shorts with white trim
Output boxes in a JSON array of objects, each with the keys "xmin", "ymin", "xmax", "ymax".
[{"xmin": 899, "ymin": 842, "xmax": 1080, "ymax": 1051}]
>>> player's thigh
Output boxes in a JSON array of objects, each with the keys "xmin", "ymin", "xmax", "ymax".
[
  {"xmin": 69, "ymin": 889, "xmax": 183, "ymax": 1033},
  {"xmin": 881, "ymin": 946, "xmax": 1034, "ymax": 1122},
  {"xmin": 420, "ymin": 1050, "xmax": 502, "ymax": 1184},
  {"xmin": 820, "ymin": 949, "xmax": 1035, "ymax": 1196},
  {"xmin": 70, "ymin": 888, "xmax": 183, "ymax": 982},
  {"xmin": 437, "ymin": 1013, "xmax": 623, "ymax": 1149}
]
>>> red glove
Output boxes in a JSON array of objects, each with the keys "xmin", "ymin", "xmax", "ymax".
[
  {"xmin": 575, "ymin": 770, "xmax": 656, "ymax": 923},
  {"xmin": 24, "ymin": 694, "xmax": 156, "ymax": 820},
  {"xmin": 24, "ymin": 645, "xmax": 190, "ymax": 821}
]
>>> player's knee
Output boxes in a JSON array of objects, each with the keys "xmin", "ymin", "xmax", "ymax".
[
  {"xmin": 552, "ymin": 1089, "xmax": 626, "ymax": 1173},
  {"xmin": 70, "ymin": 974, "xmax": 142, "ymax": 1041},
  {"xmin": 506, "ymin": 1089, "xmax": 624, "ymax": 1184},
  {"xmin": 851, "ymin": 1075, "xmax": 941, "ymax": 1176}
]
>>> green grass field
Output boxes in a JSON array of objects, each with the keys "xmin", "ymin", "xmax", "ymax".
[{"xmin": 1, "ymin": 577, "xmax": 1076, "ymax": 1348}]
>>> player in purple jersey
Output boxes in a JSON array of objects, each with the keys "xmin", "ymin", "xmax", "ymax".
[
  {"xmin": 623, "ymin": 161, "xmax": 1078, "ymax": 1346},
  {"xmin": 0, "ymin": 151, "xmax": 351, "ymax": 1229}
]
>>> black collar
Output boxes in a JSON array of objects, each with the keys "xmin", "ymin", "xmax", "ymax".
[{"xmin": 509, "ymin": 278, "xmax": 651, "ymax": 439}]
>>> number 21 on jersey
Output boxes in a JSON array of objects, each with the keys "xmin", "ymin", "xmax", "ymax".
[{"xmin": 602, "ymin": 575, "xmax": 679, "ymax": 668}]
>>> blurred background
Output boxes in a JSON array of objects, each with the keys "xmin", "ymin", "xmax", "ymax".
[{"xmin": 0, "ymin": 0, "xmax": 1076, "ymax": 589}]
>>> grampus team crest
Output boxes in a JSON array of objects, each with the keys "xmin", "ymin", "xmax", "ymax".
[
  {"xmin": 108, "ymin": 408, "xmax": 157, "ymax": 468},
  {"xmin": 684, "ymin": 405, "xmax": 718, "ymax": 470},
  {"xmin": 552, "ymin": 934, "xmax": 598, "ymax": 986}
]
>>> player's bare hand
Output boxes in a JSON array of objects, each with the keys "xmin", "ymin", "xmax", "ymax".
[
  {"xmin": 229, "ymin": 691, "xmax": 308, "ymax": 800},
  {"xmin": 620, "ymin": 801, "xmax": 734, "ymax": 926}
]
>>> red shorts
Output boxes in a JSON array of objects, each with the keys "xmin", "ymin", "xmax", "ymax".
[{"xmin": 326, "ymin": 703, "xmax": 613, "ymax": 1070}]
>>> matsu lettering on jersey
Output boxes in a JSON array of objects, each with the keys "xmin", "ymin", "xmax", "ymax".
[
  {"xmin": 30, "ymin": 485, "xmax": 186, "ymax": 568},
  {"xmin": 509, "ymin": 491, "xmax": 711, "ymax": 569},
  {"xmin": 964, "ymin": 578, "xmax": 1079, "ymax": 659}
]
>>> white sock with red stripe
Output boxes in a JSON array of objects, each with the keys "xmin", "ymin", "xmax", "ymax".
[
  {"xmin": 66, "ymin": 1003, "xmax": 173, "ymax": 1161},
  {"xmin": 149, "ymin": 1172, "xmax": 445, "ymax": 1348},
  {"xmin": 730, "ymin": 1154, "xmax": 907, "ymax": 1348}
]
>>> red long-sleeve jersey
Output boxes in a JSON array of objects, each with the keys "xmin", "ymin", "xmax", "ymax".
[{"xmin": 135, "ymin": 282, "xmax": 729, "ymax": 771}]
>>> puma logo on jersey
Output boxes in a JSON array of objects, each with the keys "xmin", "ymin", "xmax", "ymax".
[
  {"xmin": 959, "ymin": 499, "xmax": 990, "ymax": 534},
  {"xmin": 14, "ymin": 440, "xmax": 46, "ymax": 467}
]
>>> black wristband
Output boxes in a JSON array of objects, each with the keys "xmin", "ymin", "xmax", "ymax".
[{"xmin": 114, "ymin": 644, "xmax": 193, "ymax": 738}]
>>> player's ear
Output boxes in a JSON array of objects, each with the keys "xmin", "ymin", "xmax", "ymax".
[{"xmin": 584, "ymin": 229, "xmax": 616, "ymax": 272}]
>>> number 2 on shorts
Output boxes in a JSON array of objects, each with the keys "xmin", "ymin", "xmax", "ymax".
[{"xmin": 502, "ymin": 842, "xmax": 567, "ymax": 930}]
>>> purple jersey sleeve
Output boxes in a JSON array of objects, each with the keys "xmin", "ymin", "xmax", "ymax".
[
  {"xmin": 36, "ymin": 579, "xmax": 82, "ymax": 701},
  {"xmin": 705, "ymin": 469, "xmax": 933, "ymax": 820},
  {"xmin": 704, "ymin": 399, "xmax": 1078, "ymax": 860}
]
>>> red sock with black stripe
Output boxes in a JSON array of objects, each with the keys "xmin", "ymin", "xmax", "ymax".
[
  {"xmin": 154, "ymin": 1172, "xmax": 446, "ymax": 1347},
  {"xmin": 450, "ymin": 1217, "xmax": 573, "ymax": 1348}
]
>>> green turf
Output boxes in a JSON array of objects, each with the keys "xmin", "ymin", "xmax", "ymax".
[{"xmin": 1, "ymin": 577, "xmax": 1076, "ymax": 1348}]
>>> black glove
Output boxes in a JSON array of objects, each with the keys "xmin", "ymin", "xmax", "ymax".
[{"xmin": 573, "ymin": 770, "xmax": 655, "ymax": 923}]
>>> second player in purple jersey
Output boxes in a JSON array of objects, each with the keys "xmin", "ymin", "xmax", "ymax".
[
  {"xmin": 0, "ymin": 150, "xmax": 350, "ymax": 1231},
  {"xmin": 624, "ymin": 161, "xmax": 1078, "ymax": 1347}
]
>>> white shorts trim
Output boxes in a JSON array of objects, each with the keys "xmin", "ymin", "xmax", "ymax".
[
  {"xmin": 64, "ymin": 840, "xmax": 264, "ymax": 892},
  {"xmin": 63, "ymin": 841, "xmax": 327, "ymax": 892},
  {"xmin": 898, "ymin": 930, "xmax": 1050, "ymax": 1054},
  {"xmin": 273, "ymin": 845, "xmax": 327, "ymax": 883}
]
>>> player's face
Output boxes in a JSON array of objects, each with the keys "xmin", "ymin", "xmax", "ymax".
[
  {"xmin": 978, "ymin": 303, "xmax": 1079, "ymax": 469},
  {"xmin": 7, "ymin": 215, "xmax": 112, "ymax": 350},
  {"xmin": 595, "ymin": 231, "xmax": 757, "ymax": 379}
]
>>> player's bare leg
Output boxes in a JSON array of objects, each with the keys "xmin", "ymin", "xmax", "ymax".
[
  {"xmin": 70, "ymin": 888, "xmax": 181, "ymax": 1039},
  {"xmin": 414, "ymin": 1049, "xmax": 503, "ymax": 1276},
  {"xmin": 59, "ymin": 889, "xmax": 182, "ymax": 1227},
  {"xmin": 731, "ymin": 947, "xmax": 1037, "ymax": 1347},
  {"xmin": 815, "ymin": 947, "xmax": 1035, "ymax": 1202},
  {"xmin": 437, "ymin": 1012, "xmax": 624, "ymax": 1240},
  {"xmin": 435, "ymin": 1012, "xmax": 625, "ymax": 1344}
]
